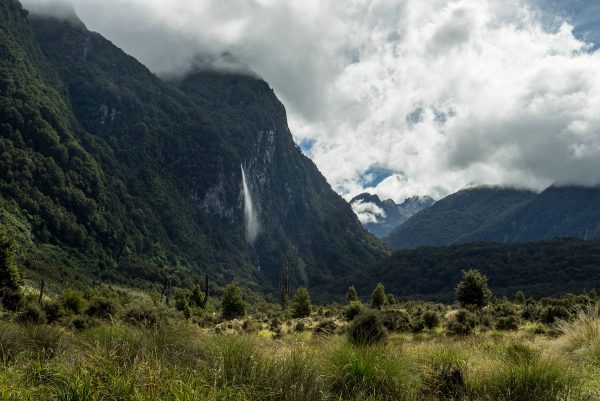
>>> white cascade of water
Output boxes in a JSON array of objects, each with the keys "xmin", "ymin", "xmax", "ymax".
[{"xmin": 241, "ymin": 164, "xmax": 260, "ymax": 243}]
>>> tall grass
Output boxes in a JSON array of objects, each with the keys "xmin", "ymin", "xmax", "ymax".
[{"xmin": 0, "ymin": 318, "xmax": 599, "ymax": 400}]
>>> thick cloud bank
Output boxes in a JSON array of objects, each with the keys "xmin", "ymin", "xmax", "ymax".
[{"xmin": 22, "ymin": 0, "xmax": 600, "ymax": 202}]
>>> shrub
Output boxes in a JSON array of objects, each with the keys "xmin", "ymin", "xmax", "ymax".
[
  {"xmin": 173, "ymin": 289, "xmax": 190, "ymax": 313},
  {"xmin": 445, "ymin": 309, "xmax": 476, "ymax": 336},
  {"xmin": 313, "ymin": 319, "xmax": 338, "ymax": 336},
  {"xmin": 371, "ymin": 283, "xmax": 386, "ymax": 310},
  {"xmin": 455, "ymin": 269, "xmax": 491, "ymax": 309},
  {"xmin": 60, "ymin": 289, "xmax": 85, "ymax": 314},
  {"xmin": 295, "ymin": 321, "xmax": 306, "ymax": 332},
  {"xmin": 496, "ymin": 315, "xmax": 519, "ymax": 331},
  {"xmin": 221, "ymin": 283, "xmax": 246, "ymax": 320},
  {"xmin": 0, "ymin": 287, "xmax": 22, "ymax": 311},
  {"xmin": 381, "ymin": 309, "xmax": 412, "ymax": 333},
  {"xmin": 422, "ymin": 310, "xmax": 440, "ymax": 330},
  {"xmin": 17, "ymin": 301, "xmax": 46, "ymax": 324},
  {"xmin": 291, "ymin": 287, "xmax": 312, "ymax": 318},
  {"xmin": 123, "ymin": 304, "xmax": 160, "ymax": 327},
  {"xmin": 86, "ymin": 296, "xmax": 120, "ymax": 319},
  {"xmin": 540, "ymin": 305, "xmax": 570, "ymax": 324},
  {"xmin": 515, "ymin": 291, "xmax": 526, "ymax": 304},
  {"xmin": 349, "ymin": 310, "xmax": 388, "ymax": 346},
  {"xmin": 344, "ymin": 301, "xmax": 364, "ymax": 321},
  {"xmin": 42, "ymin": 300, "xmax": 64, "ymax": 323},
  {"xmin": 242, "ymin": 319, "xmax": 259, "ymax": 333},
  {"xmin": 386, "ymin": 294, "xmax": 397, "ymax": 305}
]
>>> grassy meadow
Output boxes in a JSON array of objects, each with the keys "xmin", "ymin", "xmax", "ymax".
[{"xmin": 1, "ymin": 283, "xmax": 600, "ymax": 401}]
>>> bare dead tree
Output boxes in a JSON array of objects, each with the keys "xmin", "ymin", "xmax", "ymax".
[
  {"xmin": 280, "ymin": 247, "xmax": 298, "ymax": 310},
  {"xmin": 38, "ymin": 279, "xmax": 45, "ymax": 304},
  {"xmin": 201, "ymin": 274, "xmax": 209, "ymax": 308},
  {"xmin": 162, "ymin": 268, "xmax": 174, "ymax": 305}
]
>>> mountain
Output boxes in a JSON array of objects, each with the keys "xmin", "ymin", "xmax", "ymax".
[
  {"xmin": 349, "ymin": 238, "xmax": 600, "ymax": 302},
  {"xmin": 386, "ymin": 185, "xmax": 600, "ymax": 249},
  {"xmin": 0, "ymin": 0, "xmax": 387, "ymax": 300},
  {"xmin": 350, "ymin": 193, "xmax": 434, "ymax": 237},
  {"xmin": 386, "ymin": 187, "xmax": 537, "ymax": 249}
]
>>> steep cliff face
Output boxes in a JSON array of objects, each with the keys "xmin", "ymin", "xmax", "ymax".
[{"xmin": 0, "ymin": 0, "xmax": 387, "ymax": 299}]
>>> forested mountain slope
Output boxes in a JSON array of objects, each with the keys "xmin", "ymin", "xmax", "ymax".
[
  {"xmin": 386, "ymin": 185, "xmax": 600, "ymax": 250},
  {"xmin": 0, "ymin": 0, "xmax": 386, "ymax": 300}
]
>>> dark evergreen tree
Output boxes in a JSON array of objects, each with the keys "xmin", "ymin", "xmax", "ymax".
[
  {"xmin": 346, "ymin": 285, "xmax": 359, "ymax": 303},
  {"xmin": 221, "ymin": 283, "xmax": 246, "ymax": 320},
  {"xmin": 291, "ymin": 287, "xmax": 313, "ymax": 318},
  {"xmin": 455, "ymin": 269, "xmax": 491, "ymax": 308},
  {"xmin": 371, "ymin": 283, "xmax": 386, "ymax": 310}
]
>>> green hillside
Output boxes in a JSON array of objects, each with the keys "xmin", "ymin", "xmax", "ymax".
[{"xmin": 386, "ymin": 185, "xmax": 600, "ymax": 250}]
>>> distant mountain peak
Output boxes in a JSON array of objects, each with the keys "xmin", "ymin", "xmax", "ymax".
[{"xmin": 350, "ymin": 192, "xmax": 434, "ymax": 237}]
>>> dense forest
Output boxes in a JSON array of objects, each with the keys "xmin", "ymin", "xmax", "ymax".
[{"xmin": 351, "ymin": 239, "xmax": 600, "ymax": 302}]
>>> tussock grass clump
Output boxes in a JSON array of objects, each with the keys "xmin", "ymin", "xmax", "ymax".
[
  {"xmin": 327, "ymin": 342, "xmax": 410, "ymax": 401},
  {"xmin": 0, "ymin": 322, "xmax": 70, "ymax": 363},
  {"xmin": 348, "ymin": 310, "xmax": 387, "ymax": 346},
  {"xmin": 471, "ymin": 342, "xmax": 579, "ymax": 401},
  {"xmin": 473, "ymin": 359, "xmax": 579, "ymax": 401},
  {"xmin": 557, "ymin": 304, "xmax": 600, "ymax": 362},
  {"xmin": 420, "ymin": 347, "xmax": 467, "ymax": 400}
]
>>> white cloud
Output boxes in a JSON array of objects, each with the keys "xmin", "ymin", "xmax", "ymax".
[
  {"xmin": 350, "ymin": 200, "xmax": 386, "ymax": 224},
  {"xmin": 22, "ymin": 0, "xmax": 600, "ymax": 202}
]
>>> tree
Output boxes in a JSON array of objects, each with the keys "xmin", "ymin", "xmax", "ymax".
[
  {"xmin": 371, "ymin": 283, "xmax": 386, "ymax": 310},
  {"xmin": 346, "ymin": 285, "xmax": 359, "ymax": 303},
  {"xmin": 455, "ymin": 269, "xmax": 491, "ymax": 309},
  {"xmin": 0, "ymin": 230, "xmax": 21, "ymax": 291},
  {"xmin": 291, "ymin": 287, "xmax": 312, "ymax": 318},
  {"xmin": 221, "ymin": 282, "xmax": 245, "ymax": 320},
  {"xmin": 515, "ymin": 291, "xmax": 526, "ymax": 304}
]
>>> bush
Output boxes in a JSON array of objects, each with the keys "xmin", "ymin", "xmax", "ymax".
[
  {"xmin": 496, "ymin": 315, "xmax": 519, "ymax": 331},
  {"xmin": 371, "ymin": 283, "xmax": 386, "ymax": 310},
  {"xmin": 381, "ymin": 309, "xmax": 412, "ymax": 333},
  {"xmin": 540, "ymin": 305, "xmax": 570, "ymax": 324},
  {"xmin": 221, "ymin": 283, "xmax": 246, "ymax": 320},
  {"xmin": 422, "ymin": 310, "xmax": 440, "ymax": 330},
  {"xmin": 60, "ymin": 289, "xmax": 85, "ymax": 314},
  {"xmin": 295, "ymin": 321, "xmax": 306, "ymax": 332},
  {"xmin": 344, "ymin": 301, "xmax": 364, "ymax": 321},
  {"xmin": 455, "ymin": 269, "xmax": 491, "ymax": 309},
  {"xmin": 0, "ymin": 287, "xmax": 22, "ymax": 311},
  {"xmin": 17, "ymin": 301, "xmax": 46, "ymax": 324},
  {"xmin": 445, "ymin": 309, "xmax": 476, "ymax": 336},
  {"xmin": 349, "ymin": 310, "xmax": 388, "ymax": 346},
  {"xmin": 312, "ymin": 319, "xmax": 338, "ymax": 336},
  {"xmin": 291, "ymin": 287, "xmax": 312, "ymax": 318},
  {"xmin": 123, "ymin": 303, "xmax": 160, "ymax": 327},
  {"xmin": 86, "ymin": 296, "xmax": 120, "ymax": 319},
  {"xmin": 43, "ymin": 300, "xmax": 64, "ymax": 323}
]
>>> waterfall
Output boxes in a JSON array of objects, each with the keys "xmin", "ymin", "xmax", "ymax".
[{"xmin": 241, "ymin": 164, "xmax": 260, "ymax": 243}]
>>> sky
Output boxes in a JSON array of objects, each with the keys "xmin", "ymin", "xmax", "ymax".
[{"xmin": 22, "ymin": 0, "xmax": 600, "ymax": 203}]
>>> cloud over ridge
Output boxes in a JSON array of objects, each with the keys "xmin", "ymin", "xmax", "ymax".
[{"xmin": 23, "ymin": 0, "xmax": 600, "ymax": 202}]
